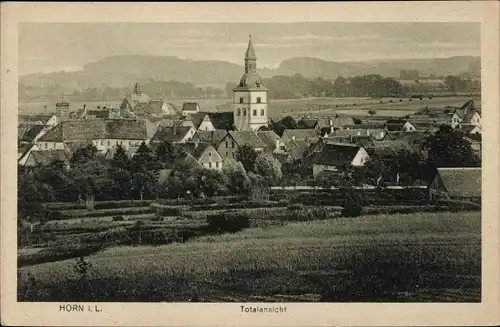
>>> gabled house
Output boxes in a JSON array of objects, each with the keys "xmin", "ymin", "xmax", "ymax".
[
  {"xmin": 428, "ymin": 167, "xmax": 481, "ymax": 203},
  {"xmin": 181, "ymin": 102, "xmax": 201, "ymax": 115},
  {"xmin": 134, "ymin": 100, "xmax": 180, "ymax": 117},
  {"xmin": 385, "ymin": 119, "xmax": 417, "ymax": 132},
  {"xmin": 217, "ymin": 131, "xmax": 266, "ymax": 160},
  {"xmin": 18, "ymin": 123, "xmax": 50, "ymax": 144},
  {"xmin": 451, "ymin": 100, "xmax": 481, "ymax": 129},
  {"xmin": 18, "ymin": 114, "xmax": 58, "ymax": 127},
  {"xmin": 308, "ymin": 143, "xmax": 370, "ymax": 177},
  {"xmin": 179, "ymin": 142, "xmax": 224, "ymax": 171},
  {"xmin": 18, "ymin": 143, "xmax": 40, "ymax": 165},
  {"xmin": 459, "ymin": 124, "xmax": 482, "ymax": 135},
  {"xmin": 150, "ymin": 125, "xmax": 196, "ymax": 144},
  {"xmin": 185, "ymin": 112, "xmax": 216, "ymax": 131},
  {"xmin": 191, "ymin": 129, "xmax": 228, "ymax": 146},
  {"xmin": 36, "ymin": 119, "xmax": 149, "ymax": 152},
  {"xmin": 367, "ymin": 140, "xmax": 416, "ymax": 157},
  {"xmin": 256, "ymin": 131, "xmax": 287, "ymax": 154}
]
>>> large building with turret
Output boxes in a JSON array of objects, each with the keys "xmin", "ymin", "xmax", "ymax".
[{"xmin": 232, "ymin": 36, "xmax": 268, "ymax": 131}]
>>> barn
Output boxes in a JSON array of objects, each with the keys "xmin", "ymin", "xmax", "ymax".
[{"xmin": 428, "ymin": 167, "xmax": 481, "ymax": 203}]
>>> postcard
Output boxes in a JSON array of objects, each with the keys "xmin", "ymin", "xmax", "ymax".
[{"xmin": 1, "ymin": 2, "xmax": 499, "ymax": 326}]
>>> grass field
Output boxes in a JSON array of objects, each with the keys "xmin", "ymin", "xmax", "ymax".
[{"xmin": 18, "ymin": 211, "xmax": 480, "ymax": 302}]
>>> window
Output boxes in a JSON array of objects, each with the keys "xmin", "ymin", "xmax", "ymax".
[
  {"xmin": 243, "ymin": 109, "xmax": 246, "ymax": 116},
  {"xmin": 231, "ymin": 141, "xmax": 235, "ymax": 148},
  {"xmin": 237, "ymin": 108, "xmax": 241, "ymax": 116},
  {"xmin": 260, "ymin": 109, "xmax": 265, "ymax": 116},
  {"xmin": 253, "ymin": 109, "xmax": 257, "ymax": 116},
  {"xmin": 108, "ymin": 140, "xmax": 110, "ymax": 146},
  {"xmin": 208, "ymin": 152, "xmax": 212, "ymax": 157},
  {"xmin": 225, "ymin": 141, "xmax": 228, "ymax": 147},
  {"xmin": 257, "ymin": 97, "xmax": 261, "ymax": 103},
  {"xmin": 226, "ymin": 152, "xmax": 228, "ymax": 158},
  {"xmin": 216, "ymin": 162, "xmax": 219, "ymax": 168},
  {"xmin": 53, "ymin": 143, "xmax": 56, "ymax": 149},
  {"xmin": 239, "ymin": 97, "xmax": 244, "ymax": 104},
  {"xmin": 209, "ymin": 162, "xmax": 212, "ymax": 168},
  {"xmin": 45, "ymin": 143, "xmax": 47, "ymax": 149}
]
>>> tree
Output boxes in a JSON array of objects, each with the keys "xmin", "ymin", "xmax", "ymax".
[
  {"xmin": 155, "ymin": 140, "xmax": 178, "ymax": 167},
  {"xmin": 253, "ymin": 152, "xmax": 283, "ymax": 186},
  {"xmin": 111, "ymin": 145, "xmax": 130, "ymax": 170},
  {"xmin": 131, "ymin": 171, "xmax": 156, "ymax": 200},
  {"xmin": 70, "ymin": 144, "xmax": 98, "ymax": 167},
  {"xmin": 131, "ymin": 142, "xmax": 159, "ymax": 171},
  {"xmin": 223, "ymin": 161, "xmax": 251, "ymax": 196},
  {"xmin": 423, "ymin": 125, "xmax": 481, "ymax": 168},
  {"xmin": 235, "ymin": 144, "xmax": 258, "ymax": 172}
]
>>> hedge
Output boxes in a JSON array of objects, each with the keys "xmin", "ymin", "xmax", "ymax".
[
  {"xmin": 59, "ymin": 206, "xmax": 154, "ymax": 218},
  {"xmin": 18, "ymin": 243, "xmax": 103, "ymax": 267},
  {"xmin": 156, "ymin": 196, "xmax": 246, "ymax": 206},
  {"xmin": 41, "ymin": 200, "xmax": 154, "ymax": 211}
]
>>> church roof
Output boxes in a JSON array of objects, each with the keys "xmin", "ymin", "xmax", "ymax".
[{"xmin": 233, "ymin": 71, "xmax": 268, "ymax": 91}]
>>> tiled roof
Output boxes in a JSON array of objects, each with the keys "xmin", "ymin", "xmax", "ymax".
[
  {"xmin": 233, "ymin": 71, "xmax": 268, "ymax": 92},
  {"xmin": 281, "ymin": 129, "xmax": 319, "ymax": 143},
  {"xmin": 86, "ymin": 109, "xmax": 111, "ymax": 119},
  {"xmin": 180, "ymin": 142, "xmax": 215, "ymax": 161},
  {"xmin": 206, "ymin": 112, "xmax": 234, "ymax": 130},
  {"xmin": 150, "ymin": 126, "xmax": 193, "ymax": 143},
  {"xmin": 28, "ymin": 150, "xmax": 69, "ymax": 166},
  {"xmin": 385, "ymin": 119, "xmax": 409, "ymax": 131},
  {"xmin": 436, "ymin": 167, "xmax": 481, "ymax": 198},
  {"xmin": 38, "ymin": 119, "xmax": 147, "ymax": 142},
  {"xmin": 182, "ymin": 102, "xmax": 200, "ymax": 112},
  {"xmin": 287, "ymin": 138, "xmax": 311, "ymax": 159},
  {"xmin": 227, "ymin": 131, "xmax": 266, "ymax": 149},
  {"xmin": 311, "ymin": 143, "xmax": 362, "ymax": 167},
  {"xmin": 193, "ymin": 129, "xmax": 228, "ymax": 145},
  {"xmin": 186, "ymin": 112, "xmax": 210, "ymax": 129},
  {"xmin": 256, "ymin": 131, "xmax": 282, "ymax": 151},
  {"xmin": 324, "ymin": 135, "xmax": 374, "ymax": 148},
  {"xmin": 18, "ymin": 114, "xmax": 54, "ymax": 125},
  {"xmin": 298, "ymin": 118, "xmax": 318, "ymax": 129}
]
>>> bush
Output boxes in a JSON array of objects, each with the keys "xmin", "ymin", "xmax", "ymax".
[
  {"xmin": 342, "ymin": 193, "xmax": 364, "ymax": 217},
  {"xmin": 287, "ymin": 207, "xmax": 330, "ymax": 221},
  {"xmin": 206, "ymin": 212, "xmax": 250, "ymax": 234},
  {"xmin": 112, "ymin": 216, "xmax": 124, "ymax": 221},
  {"xmin": 399, "ymin": 99, "xmax": 403, "ymax": 102}
]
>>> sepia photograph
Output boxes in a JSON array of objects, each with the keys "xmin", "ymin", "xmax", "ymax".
[
  {"xmin": 2, "ymin": 2, "xmax": 499, "ymax": 327},
  {"xmin": 16, "ymin": 20, "xmax": 483, "ymax": 303}
]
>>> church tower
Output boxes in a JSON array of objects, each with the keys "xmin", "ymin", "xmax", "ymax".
[{"xmin": 233, "ymin": 35, "xmax": 268, "ymax": 131}]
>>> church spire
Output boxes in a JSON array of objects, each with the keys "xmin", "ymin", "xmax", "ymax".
[
  {"xmin": 245, "ymin": 34, "xmax": 257, "ymax": 60},
  {"xmin": 244, "ymin": 34, "xmax": 257, "ymax": 73}
]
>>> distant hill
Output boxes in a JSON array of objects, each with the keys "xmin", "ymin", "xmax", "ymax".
[
  {"xmin": 270, "ymin": 56, "xmax": 481, "ymax": 79},
  {"xmin": 19, "ymin": 55, "xmax": 480, "ymax": 91}
]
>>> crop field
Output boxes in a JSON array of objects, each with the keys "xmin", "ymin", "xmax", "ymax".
[{"xmin": 18, "ymin": 211, "xmax": 480, "ymax": 302}]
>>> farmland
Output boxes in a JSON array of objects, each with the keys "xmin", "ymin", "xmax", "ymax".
[{"xmin": 18, "ymin": 211, "xmax": 480, "ymax": 302}]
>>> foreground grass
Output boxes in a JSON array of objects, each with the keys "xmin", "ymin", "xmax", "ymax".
[{"xmin": 18, "ymin": 212, "xmax": 481, "ymax": 302}]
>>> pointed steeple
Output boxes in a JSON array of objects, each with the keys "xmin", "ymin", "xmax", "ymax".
[{"xmin": 245, "ymin": 34, "xmax": 256, "ymax": 60}]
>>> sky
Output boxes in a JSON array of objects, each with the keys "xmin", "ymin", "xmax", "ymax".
[{"xmin": 19, "ymin": 22, "xmax": 480, "ymax": 75}]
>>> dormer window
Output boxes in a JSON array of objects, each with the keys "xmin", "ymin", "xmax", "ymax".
[
  {"xmin": 239, "ymin": 97, "xmax": 244, "ymax": 104},
  {"xmin": 257, "ymin": 97, "xmax": 261, "ymax": 103}
]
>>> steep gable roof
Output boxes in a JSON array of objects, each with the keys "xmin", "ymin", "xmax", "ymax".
[
  {"xmin": 256, "ymin": 131, "xmax": 282, "ymax": 151},
  {"xmin": 287, "ymin": 138, "xmax": 311, "ymax": 159},
  {"xmin": 227, "ymin": 131, "xmax": 266, "ymax": 149},
  {"xmin": 18, "ymin": 114, "xmax": 55, "ymax": 125},
  {"xmin": 27, "ymin": 150, "xmax": 69, "ymax": 166},
  {"xmin": 206, "ymin": 112, "xmax": 234, "ymax": 130},
  {"xmin": 193, "ymin": 129, "xmax": 228, "ymax": 145},
  {"xmin": 298, "ymin": 118, "xmax": 318, "ymax": 129},
  {"xmin": 436, "ymin": 167, "xmax": 481, "ymax": 198},
  {"xmin": 151, "ymin": 125, "xmax": 194, "ymax": 143},
  {"xmin": 369, "ymin": 140, "xmax": 416, "ymax": 156},
  {"xmin": 180, "ymin": 142, "xmax": 219, "ymax": 161},
  {"xmin": 187, "ymin": 112, "xmax": 210, "ymax": 129},
  {"xmin": 105, "ymin": 119, "xmax": 147, "ymax": 139}
]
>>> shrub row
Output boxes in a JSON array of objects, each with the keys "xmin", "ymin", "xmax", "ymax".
[
  {"xmin": 58, "ymin": 206, "xmax": 154, "ymax": 218},
  {"xmin": 18, "ymin": 243, "xmax": 103, "ymax": 267},
  {"xmin": 41, "ymin": 200, "xmax": 154, "ymax": 211},
  {"xmin": 156, "ymin": 196, "xmax": 246, "ymax": 206},
  {"xmin": 189, "ymin": 200, "xmax": 284, "ymax": 211},
  {"xmin": 150, "ymin": 203, "xmax": 190, "ymax": 217}
]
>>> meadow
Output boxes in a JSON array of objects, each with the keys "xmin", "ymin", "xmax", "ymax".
[{"xmin": 18, "ymin": 211, "xmax": 481, "ymax": 302}]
